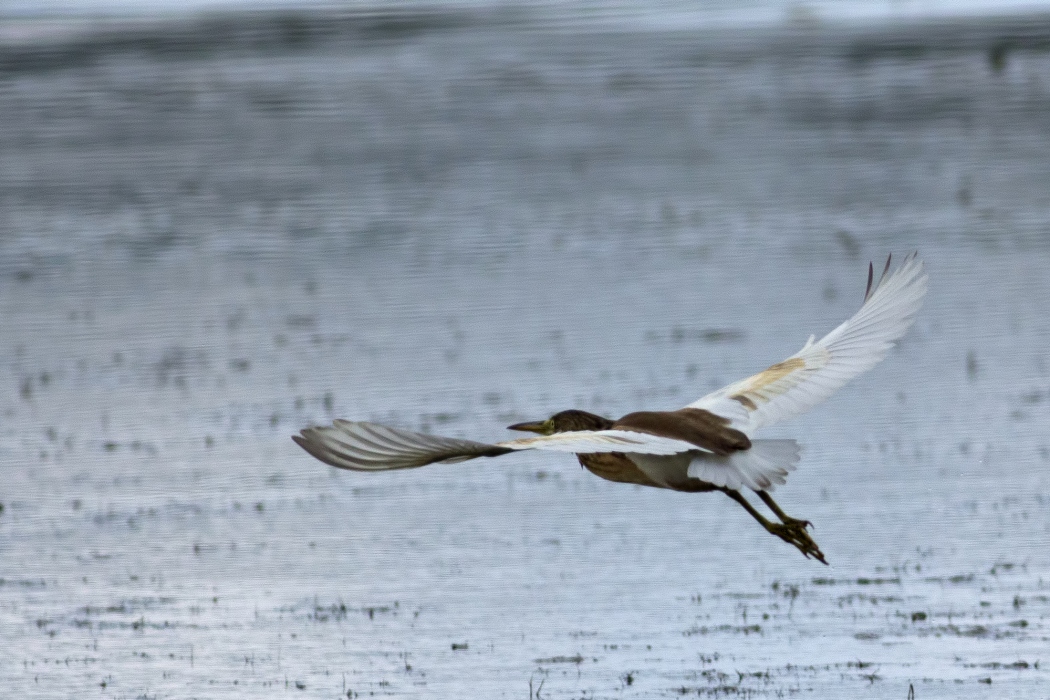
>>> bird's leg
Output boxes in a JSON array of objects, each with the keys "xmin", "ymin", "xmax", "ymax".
[
  {"xmin": 757, "ymin": 491, "xmax": 811, "ymax": 530},
  {"xmin": 718, "ymin": 488, "xmax": 827, "ymax": 565}
]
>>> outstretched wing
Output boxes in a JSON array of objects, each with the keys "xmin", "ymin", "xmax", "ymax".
[
  {"xmin": 293, "ymin": 421, "xmax": 515, "ymax": 471},
  {"xmin": 293, "ymin": 420, "xmax": 699, "ymax": 472},
  {"xmin": 687, "ymin": 253, "xmax": 927, "ymax": 435}
]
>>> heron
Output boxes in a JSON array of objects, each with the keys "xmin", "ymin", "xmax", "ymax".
[{"xmin": 294, "ymin": 254, "xmax": 927, "ymax": 564}]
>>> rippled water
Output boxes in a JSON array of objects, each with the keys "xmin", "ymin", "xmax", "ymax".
[{"xmin": 2, "ymin": 9, "xmax": 1050, "ymax": 698}]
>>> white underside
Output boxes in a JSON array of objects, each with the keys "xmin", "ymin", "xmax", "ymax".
[{"xmin": 627, "ymin": 439, "xmax": 801, "ymax": 492}]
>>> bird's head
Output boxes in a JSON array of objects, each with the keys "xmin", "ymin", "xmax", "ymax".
[{"xmin": 507, "ymin": 409, "xmax": 614, "ymax": 435}]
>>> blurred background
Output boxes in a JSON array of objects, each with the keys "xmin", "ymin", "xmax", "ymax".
[{"xmin": 3, "ymin": 1, "xmax": 1050, "ymax": 698}]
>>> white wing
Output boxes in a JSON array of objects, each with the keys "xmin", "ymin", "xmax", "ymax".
[
  {"xmin": 293, "ymin": 421, "xmax": 699, "ymax": 472},
  {"xmin": 497, "ymin": 429, "xmax": 701, "ymax": 455},
  {"xmin": 687, "ymin": 253, "xmax": 927, "ymax": 435}
]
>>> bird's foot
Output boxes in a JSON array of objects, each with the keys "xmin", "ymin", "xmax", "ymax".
[
  {"xmin": 766, "ymin": 519, "xmax": 827, "ymax": 565},
  {"xmin": 781, "ymin": 515, "xmax": 812, "ymax": 530}
]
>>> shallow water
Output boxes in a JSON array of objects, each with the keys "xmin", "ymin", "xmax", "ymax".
[{"xmin": 2, "ymin": 9, "xmax": 1050, "ymax": 698}]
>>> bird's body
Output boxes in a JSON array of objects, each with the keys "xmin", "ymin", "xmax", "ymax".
[
  {"xmin": 527, "ymin": 408, "xmax": 748, "ymax": 491},
  {"xmin": 506, "ymin": 410, "xmax": 663, "ymax": 487},
  {"xmin": 577, "ymin": 452, "xmax": 666, "ymax": 488},
  {"xmin": 294, "ymin": 254, "xmax": 928, "ymax": 563}
]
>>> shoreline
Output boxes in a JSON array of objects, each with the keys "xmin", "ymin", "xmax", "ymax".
[{"xmin": 3, "ymin": 4, "xmax": 1050, "ymax": 68}]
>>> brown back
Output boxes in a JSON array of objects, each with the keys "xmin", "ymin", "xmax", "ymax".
[{"xmin": 613, "ymin": 408, "xmax": 751, "ymax": 455}]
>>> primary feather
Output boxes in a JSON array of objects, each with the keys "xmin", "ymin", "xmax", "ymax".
[
  {"xmin": 292, "ymin": 421, "xmax": 513, "ymax": 471},
  {"xmin": 687, "ymin": 253, "xmax": 927, "ymax": 435}
]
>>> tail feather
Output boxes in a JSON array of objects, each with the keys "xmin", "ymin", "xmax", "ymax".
[{"xmin": 687, "ymin": 439, "xmax": 801, "ymax": 492}]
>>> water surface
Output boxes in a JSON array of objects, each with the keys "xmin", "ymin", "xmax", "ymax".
[{"xmin": 2, "ymin": 9, "xmax": 1050, "ymax": 698}]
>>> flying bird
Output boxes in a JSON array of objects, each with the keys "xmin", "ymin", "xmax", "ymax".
[{"xmin": 294, "ymin": 254, "xmax": 927, "ymax": 564}]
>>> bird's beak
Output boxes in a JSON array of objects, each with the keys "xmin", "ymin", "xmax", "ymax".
[{"xmin": 507, "ymin": 419, "xmax": 554, "ymax": 435}]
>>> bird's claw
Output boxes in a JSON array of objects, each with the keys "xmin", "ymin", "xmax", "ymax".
[{"xmin": 767, "ymin": 519, "xmax": 827, "ymax": 565}]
